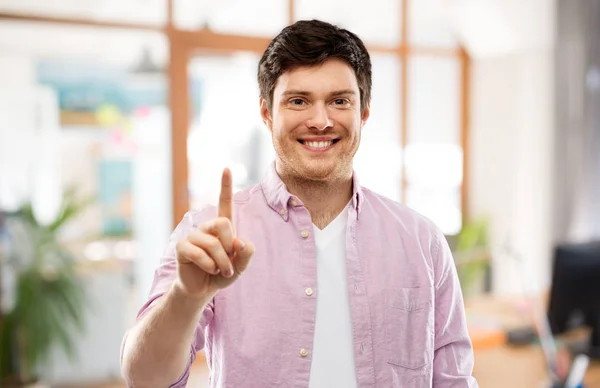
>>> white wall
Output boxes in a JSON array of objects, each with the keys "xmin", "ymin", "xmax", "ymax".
[
  {"xmin": 455, "ymin": 0, "xmax": 558, "ymax": 295},
  {"xmin": 0, "ymin": 55, "xmax": 38, "ymax": 210},
  {"xmin": 131, "ymin": 105, "xmax": 173, "ymax": 308},
  {"xmin": 469, "ymin": 51, "xmax": 555, "ymax": 294}
]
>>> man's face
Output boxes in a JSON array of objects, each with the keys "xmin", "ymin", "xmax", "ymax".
[{"xmin": 260, "ymin": 59, "xmax": 370, "ymax": 182}]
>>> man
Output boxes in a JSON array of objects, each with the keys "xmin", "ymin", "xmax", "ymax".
[{"xmin": 121, "ymin": 19, "xmax": 477, "ymax": 388}]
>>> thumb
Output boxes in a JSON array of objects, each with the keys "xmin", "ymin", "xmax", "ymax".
[{"xmin": 232, "ymin": 237, "xmax": 255, "ymax": 275}]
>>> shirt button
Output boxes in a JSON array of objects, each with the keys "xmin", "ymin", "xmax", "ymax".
[
  {"xmin": 291, "ymin": 199, "xmax": 298, "ymax": 206},
  {"xmin": 300, "ymin": 230, "xmax": 309, "ymax": 238},
  {"xmin": 279, "ymin": 208, "xmax": 286, "ymax": 216},
  {"xmin": 300, "ymin": 348, "xmax": 309, "ymax": 357},
  {"xmin": 305, "ymin": 287, "xmax": 313, "ymax": 296}
]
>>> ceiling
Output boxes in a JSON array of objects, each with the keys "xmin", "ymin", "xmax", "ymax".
[
  {"xmin": 0, "ymin": 0, "xmax": 555, "ymax": 68},
  {"xmin": 446, "ymin": 0, "xmax": 555, "ymax": 58}
]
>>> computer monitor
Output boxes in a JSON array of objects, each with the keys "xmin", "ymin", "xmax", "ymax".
[{"xmin": 547, "ymin": 240, "xmax": 600, "ymax": 359}]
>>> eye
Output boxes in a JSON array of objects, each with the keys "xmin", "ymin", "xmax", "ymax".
[
  {"xmin": 290, "ymin": 98, "xmax": 305, "ymax": 106},
  {"xmin": 333, "ymin": 98, "xmax": 349, "ymax": 105}
]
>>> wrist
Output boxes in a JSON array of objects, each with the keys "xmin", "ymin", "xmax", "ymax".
[{"xmin": 170, "ymin": 279, "xmax": 216, "ymax": 307}]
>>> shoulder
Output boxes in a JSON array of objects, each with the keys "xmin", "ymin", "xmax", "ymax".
[
  {"xmin": 360, "ymin": 186, "xmax": 450, "ymax": 268},
  {"xmin": 360, "ymin": 186, "xmax": 443, "ymax": 239}
]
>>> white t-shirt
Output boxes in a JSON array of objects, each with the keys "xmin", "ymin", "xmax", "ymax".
[{"xmin": 308, "ymin": 205, "xmax": 358, "ymax": 388}]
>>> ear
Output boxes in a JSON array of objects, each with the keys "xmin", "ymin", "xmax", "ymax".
[
  {"xmin": 260, "ymin": 98, "xmax": 272, "ymax": 132},
  {"xmin": 361, "ymin": 101, "xmax": 371, "ymax": 128}
]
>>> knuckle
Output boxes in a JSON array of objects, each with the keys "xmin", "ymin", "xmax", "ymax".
[
  {"xmin": 187, "ymin": 230, "xmax": 200, "ymax": 242},
  {"xmin": 215, "ymin": 217, "xmax": 231, "ymax": 230},
  {"xmin": 207, "ymin": 238, "xmax": 221, "ymax": 251},
  {"xmin": 204, "ymin": 260, "xmax": 217, "ymax": 272},
  {"xmin": 189, "ymin": 247, "xmax": 202, "ymax": 261},
  {"xmin": 175, "ymin": 239, "xmax": 186, "ymax": 252}
]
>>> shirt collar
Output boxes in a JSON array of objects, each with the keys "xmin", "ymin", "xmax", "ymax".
[{"xmin": 260, "ymin": 162, "xmax": 363, "ymax": 219}]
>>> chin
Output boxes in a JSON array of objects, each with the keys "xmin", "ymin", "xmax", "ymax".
[{"xmin": 298, "ymin": 162, "xmax": 338, "ymax": 181}]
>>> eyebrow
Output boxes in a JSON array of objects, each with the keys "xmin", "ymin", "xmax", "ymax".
[{"xmin": 281, "ymin": 89, "xmax": 357, "ymax": 97}]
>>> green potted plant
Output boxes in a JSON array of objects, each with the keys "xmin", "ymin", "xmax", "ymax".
[
  {"xmin": 453, "ymin": 216, "xmax": 492, "ymax": 297},
  {"xmin": 0, "ymin": 188, "xmax": 91, "ymax": 387}
]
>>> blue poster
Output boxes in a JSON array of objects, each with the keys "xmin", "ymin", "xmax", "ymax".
[{"xmin": 98, "ymin": 160, "xmax": 132, "ymax": 237}]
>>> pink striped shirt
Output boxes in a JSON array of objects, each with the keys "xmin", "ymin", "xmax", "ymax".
[{"xmin": 125, "ymin": 165, "xmax": 477, "ymax": 387}]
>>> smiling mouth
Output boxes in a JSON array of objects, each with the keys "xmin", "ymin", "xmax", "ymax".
[{"xmin": 298, "ymin": 139, "xmax": 340, "ymax": 150}]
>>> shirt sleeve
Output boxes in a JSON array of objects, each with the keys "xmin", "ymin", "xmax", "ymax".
[
  {"xmin": 120, "ymin": 208, "xmax": 216, "ymax": 388},
  {"xmin": 432, "ymin": 229, "xmax": 479, "ymax": 388}
]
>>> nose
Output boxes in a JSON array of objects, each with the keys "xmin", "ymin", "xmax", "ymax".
[{"xmin": 306, "ymin": 104, "xmax": 333, "ymax": 131}]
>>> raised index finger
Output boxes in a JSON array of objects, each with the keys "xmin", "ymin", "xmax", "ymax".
[{"xmin": 218, "ymin": 167, "xmax": 233, "ymax": 223}]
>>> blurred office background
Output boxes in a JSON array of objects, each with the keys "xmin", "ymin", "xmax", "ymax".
[{"xmin": 0, "ymin": 0, "xmax": 599, "ymax": 387}]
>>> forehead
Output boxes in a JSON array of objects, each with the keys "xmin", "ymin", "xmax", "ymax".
[{"xmin": 273, "ymin": 59, "xmax": 359, "ymax": 96}]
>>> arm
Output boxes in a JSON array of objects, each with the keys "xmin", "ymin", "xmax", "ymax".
[
  {"xmin": 121, "ymin": 169, "xmax": 255, "ymax": 387},
  {"xmin": 121, "ymin": 282, "xmax": 214, "ymax": 388},
  {"xmin": 120, "ymin": 211, "xmax": 214, "ymax": 388},
  {"xmin": 432, "ymin": 231, "xmax": 479, "ymax": 388}
]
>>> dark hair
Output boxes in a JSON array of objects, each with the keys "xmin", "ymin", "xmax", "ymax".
[{"xmin": 258, "ymin": 19, "xmax": 372, "ymax": 113}]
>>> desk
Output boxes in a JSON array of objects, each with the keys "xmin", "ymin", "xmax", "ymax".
[{"xmin": 466, "ymin": 295, "xmax": 600, "ymax": 387}]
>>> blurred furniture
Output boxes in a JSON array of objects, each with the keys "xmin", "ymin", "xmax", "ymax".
[
  {"xmin": 473, "ymin": 338, "xmax": 600, "ymax": 388},
  {"xmin": 548, "ymin": 241, "xmax": 600, "ymax": 358},
  {"xmin": 467, "ymin": 294, "xmax": 600, "ymax": 388}
]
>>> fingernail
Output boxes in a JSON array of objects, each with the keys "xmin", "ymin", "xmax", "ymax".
[
  {"xmin": 238, "ymin": 240, "xmax": 246, "ymax": 250},
  {"xmin": 213, "ymin": 269, "xmax": 220, "ymax": 275},
  {"xmin": 225, "ymin": 268, "xmax": 234, "ymax": 278}
]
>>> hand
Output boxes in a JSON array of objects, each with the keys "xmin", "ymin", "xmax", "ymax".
[{"xmin": 175, "ymin": 168, "xmax": 255, "ymax": 299}]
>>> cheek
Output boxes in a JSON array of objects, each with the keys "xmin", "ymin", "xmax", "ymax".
[
  {"xmin": 331, "ymin": 110, "xmax": 361, "ymax": 127},
  {"xmin": 273, "ymin": 113, "xmax": 302, "ymax": 138}
]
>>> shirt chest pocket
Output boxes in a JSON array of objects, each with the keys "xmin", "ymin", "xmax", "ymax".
[{"xmin": 383, "ymin": 287, "xmax": 434, "ymax": 370}]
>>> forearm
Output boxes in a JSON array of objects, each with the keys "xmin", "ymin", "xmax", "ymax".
[{"xmin": 121, "ymin": 282, "xmax": 214, "ymax": 387}]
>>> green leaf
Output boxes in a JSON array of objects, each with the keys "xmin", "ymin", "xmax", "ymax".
[{"xmin": 1, "ymin": 187, "xmax": 91, "ymax": 380}]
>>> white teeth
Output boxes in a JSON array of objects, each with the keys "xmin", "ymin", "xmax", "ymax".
[{"xmin": 305, "ymin": 140, "xmax": 333, "ymax": 149}]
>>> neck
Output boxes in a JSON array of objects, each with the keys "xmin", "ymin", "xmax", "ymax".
[{"xmin": 276, "ymin": 163, "xmax": 353, "ymax": 229}]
